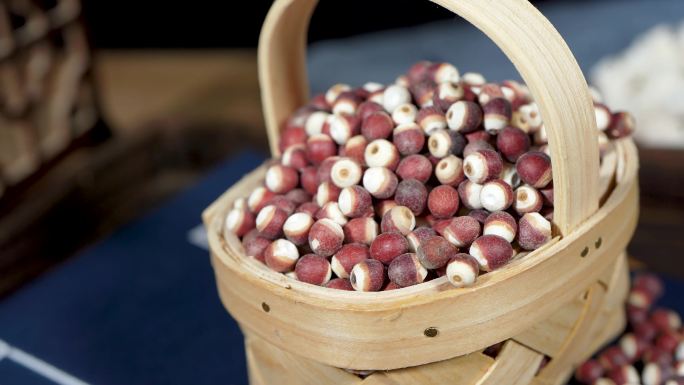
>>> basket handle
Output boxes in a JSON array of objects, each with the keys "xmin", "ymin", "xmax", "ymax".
[{"xmin": 258, "ymin": 0, "xmax": 600, "ymax": 235}]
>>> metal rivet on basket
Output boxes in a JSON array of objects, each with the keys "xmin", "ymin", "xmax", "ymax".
[
  {"xmin": 262, "ymin": 302, "xmax": 270, "ymax": 313},
  {"xmin": 595, "ymin": 237, "xmax": 602, "ymax": 249},
  {"xmin": 580, "ymin": 247, "xmax": 589, "ymax": 258},
  {"xmin": 424, "ymin": 327, "xmax": 439, "ymax": 338}
]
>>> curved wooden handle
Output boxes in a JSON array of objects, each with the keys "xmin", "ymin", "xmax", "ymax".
[{"xmin": 258, "ymin": 0, "xmax": 599, "ymax": 235}]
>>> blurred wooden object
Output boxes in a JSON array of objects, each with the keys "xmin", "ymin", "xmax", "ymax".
[{"xmin": 0, "ymin": 0, "xmax": 107, "ymax": 192}]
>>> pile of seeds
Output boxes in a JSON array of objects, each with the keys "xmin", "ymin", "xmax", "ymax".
[
  {"xmin": 224, "ymin": 61, "xmax": 634, "ymax": 291},
  {"xmin": 575, "ymin": 273, "xmax": 684, "ymax": 385}
]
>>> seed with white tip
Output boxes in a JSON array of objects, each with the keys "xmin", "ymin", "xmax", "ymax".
[
  {"xmin": 513, "ymin": 185, "xmax": 543, "ymax": 214},
  {"xmin": 343, "ymin": 217, "xmax": 379, "ymax": 246},
  {"xmin": 315, "ymin": 201, "xmax": 348, "ymax": 226},
  {"xmin": 256, "ymin": 205, "xmax": 288, "ymax": 239},
  {"xmin": 383, "ymin": 85, "xmax": 411, "ymax": 113},
  {"xmin": 264, "ymin": 239, "xmax": 300, "ymax": 272},
  {"xmin": 329, "ymin": 113, "xmax": 360, "ymax": 145},
  {"xmin": 458, "ymin": 180, "xmax": 484, "ymax": 210},
  {"xmin": 464, "ymin": 149, "xmax": 504, "ymax": 184},
  {"xmin": 428, "ymin": 129, "xmax": 467, "ymax": 158},
  {"xmin": 392, "ymin": 103, "xmax": 417, "ymax": 125},
  {"xmin": 446, "ymin": 101, "xmax": 483, "ymax": 133},
  {"xmin": 483, "ymin": 211, "xmax": 517, "ymax": 242},
  {"xmin": 517, "ymin": 212, "xmax": 552, "ymax": 251},
  {"xmin": 365, "ymin": 139, "xmax": 400, "ymax": 169},
  {"xmin": 480, "ymin": 179, "xmax": 514, "ymax": 212},
  {"xmin": 283, "ymin": 212, "xmax": 314, "ymax": 245},
  {"xmin": 388, "ymin": 253, "xmax": 427, "ymax": 287},
  {"xmin": 417, "ymin": 106, "xmax": 447, "ymax": 135},
  {"xmin": 381, "ymin": 206, "xmax": 416, "ymax": 235},
  {"xmin": 338, "ymin": 185, "xmax": 372, "ymax": 218},
  {"xmin": 595, "ymin": 103, "xmax": 612, "ymax": 131},
  {"xmin": 350, "ymin": 259, "xmax": 385, "ymax": 292},
  {"xmin": 470, "ymin": 235, "xmax": 514, "ymax": 271},
  {"xmin": 331, "ymin": 243, "xmax": 370, "ymax": 278},
  {"xmin": 325, "ymin": 83, "xmax": 352, "ymax": 105},
  {"xmin": 363, "ymin": 167, "xmax": 398, "ymax": 199},
  {"xmin": 330, "ymin": 158, "xmax": 362, "ymax": 188},
  {"xmin": 483, "ymin": 98, "xmax": 512, "ymax": 134},
  {"xmin": 446, "ymin": 253, "xmax": 480, "ymax": 288},
  {"xmin": 295, "ymin": 254, "xmax": 332, "ymax": 286},
  {"xmin": 305, "ymin": 111, "xmax": 331, "ymax": 136}
]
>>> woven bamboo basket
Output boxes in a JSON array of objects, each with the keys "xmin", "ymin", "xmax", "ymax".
[{"xmin": 203, "ymin": 0, "xmax": 640, "ymax": 384}]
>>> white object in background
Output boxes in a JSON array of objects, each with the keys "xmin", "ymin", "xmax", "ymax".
[{"xmin": 592, "ymin": 22, "xmax": 684, "ymax": 148}]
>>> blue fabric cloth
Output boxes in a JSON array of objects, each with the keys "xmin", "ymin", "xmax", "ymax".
[{"xmin": 0, "ymin": 151, "xmax": 267, "ymax": 385}]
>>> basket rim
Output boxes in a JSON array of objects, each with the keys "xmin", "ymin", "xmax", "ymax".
[{"xmin": 205, "ymin": 139, "xmax": 637, "ymax": 310}]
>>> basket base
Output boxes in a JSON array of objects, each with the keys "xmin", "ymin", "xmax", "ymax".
[{"xmin": 242, "ymin": 254, "xmax": 629, "ymax": 385}]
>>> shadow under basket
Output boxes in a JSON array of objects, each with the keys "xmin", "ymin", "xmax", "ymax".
[{"xmin": 202, "ymin": 0, "xmax": 640, "ymax": 384}]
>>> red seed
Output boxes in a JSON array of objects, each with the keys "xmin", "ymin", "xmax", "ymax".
[
  {"xmin": 651, "ymin": 308, "xmax": 682, "ymax": 333},
  {"xmin": 317, "ymin": 156, "xmax": 340, "ymax": 184},
  {"xmin": 643, "ymin": 346, "xmax": 673, "ymax": 367},
  {"xmin": 417, "ymin": 235, "xmax": 458, "ymax": 269},
  {"xmin": 483, "ymin": 211, "xmax": 517, "ymax": 242},
  {"xmin": 468, "ymin": 209, "xmax": 490, "ymax": 224},
  {"xmin": 427, "ymin": 185, "xmax": 460, "ymax": 219},
  {"xmin": 264, "ymin": 239, "xmax": 300, "ymax": 272},
  {"xmin": 338, "ymin": 186, "xmax": 372, "ymax": 218},
  {"xmin": 266, "ymin": 195, "xmax": 296, "ymax": 215},
  {"xmin": 242, "ymin": 230, "xmax": 272, "ymax": 263},
  {"xmin": 343, "ymin": 135, "xmax": 368, "ymax": 165},
  {"xmin": 656, "ymin": 331, "xmax": 681, "ymax": 353},
  {"xmin": 432, "ymin": 81, "xmax": 465, "ymax": 111},
  {"xmin": 635, "ymin": 321, "xmax": 659, "ymax": 342},
  {"xmin": 464, "ymin": 149, "xmax": 503, "ymax": 184},
  {"xmin": 306, "ymin": 134, "xmax": 337, "ymax": 165},
  {"xmin": 295, "ymin": 254, "xmax": 332, "ymax": 286},
  {"xmin": 517, "ymin": 212, "xmax": 552, "ymax": 251},
  {"xmin": 279, "ymin": 126, "xmax": 307, "ymax": 153},
  {"xmin": 375, "ymin": 199, "xmax": 398, "ymax": 218},
  {"xmin": 324, "ymin": 278, "xmax": 354, "ymax": 291},
  {"xmin": 383, "ymin": 281, "xmax": 402, "ymax": 291},
  {"xmin": 363, "ymin": 167, "xmax": 398, "ymax": 199},
  {"xmin": 607, "ymin": 365, "xmax": 639, "ymax": 385},
  {"xmin": 435, "ymin": 155, "xmax": 465, "ymax": 186},
  {"xmin": 350, "ymin": 259, "xmax": 386, "ymax": 292},
  {"xmin": 516, "ymin": 151, "xmax": 552, "ymax": 188},
  {"xmin": 396, "ymin": 154, "xmax": 433, "ymax": 183},
  {"xmin": 575, "ymin": 359, "xmax": 605, "ymax": 384},
  {"xmin": 365, "ymin": 139, "xmax": 400, "ymax": 170},
  {"xmin": 417, "ymin": 106, "xmax": 447, "ymax": 135},
  {"xmin": 406, "ymin": 226, "xmax": 437, "ymax": 252},
  {"xmin": 285, "ymin": 189, "xmax": 311, "ymax": 205},
  {"xmin": 394, "ymin": 179, "xmax": 428, "ymax": 216},
  {"xmin": 362, "ymin": 111, "xmax": 394, "ymax": 141},
  {"xmin": 429, "ymin": 62, "xmax": 460, "ymax": 84},
  {"xmin": 315, "ymin": 201, "xmax": 348, "ymax": 226},
  {"xmin": 225, "ymin": 206, "xmax": 256, "ymax": 237},
  {"xmin": 634, "ymin": 273, "xmax": 665, "ymax": 300},
  {"xmin": 598, "ymin": 346, "xmax": 630, "ymax": 371},
  {"xmin": 458, "ymin": 180, "xmax": 484, "ymax": 210},
  {"xmin": 315, "ymin": 181, "xmax": 342, "ymax": 207},
  {"xmin": 330, "ymin": 158, "xmax": 363, "ymax": 188},
  {"xmin": 407, "ymin": 61, "xmax": 433, "ymax": 84},
  {"xmin": 248, "ymin": 186, "xmax": 276, "ymax": 213},
  {"xmin": 255, "ymin": 205, "xmax": 288, "ymax": 239},
  {"xmin": 381, "ymin": 206, "xmax": 416, "ymax": 235},
  {"xmin": 300, "ymin": 167, "xmax": 319, "ymax": 195},
  {"xmin": 496, "ymin": 126, "xmax": 531, "ymax": 162},
  {"xmin": 388, "ymin": 253, "xmax": 428, "ymax": 287},
  {"xmin": 513, "ymin": 185, "xmax": 543, "ymax": 215},
  {"xmin": 329, "ymin": 113, "xmax": 361, "ymax": 145},
  {"xmin": 463, "ymin": 140, "xmax": 495, "ymax": 158},
  {"xmin": 283, "ymin": 212, "xmax": 314, "ymax": 245},
  {"xmin": 482, "ymin": 98, "xmax": 512, "ymax": 134},
  {"xmin": 357, "ymin": 101, "xmax": 385, "ymax": 121},
  {"xmin": 480, "ymin": 179, "xmax": 514, "ymax": 212},
  {"xmin": 470, "ymin": 235, "xmax": 514, "ymax": 271},
  {"xmin": 608, "ymin": 112, "xmax": 635, "ymax": 139},
  {"xmin": 308, "ymin": 218, "xmax": 345, "ymax": 257},
  {"xmin": 628, "ymin": 287, "xmax": 655, "ymax": 310},
  {"xmin": 446, "ymin": 100, "xmax": 483, "ymax": 133},
  {"xmin": 444, "ymin": 216, "xmax": 482, "ymax": 247},
  {"xmin": 478, "ymin": 83, "xmax": 505, "ymax": 105},
  {"xmin": 619, "ymin": 333, "xmax": 648, "ymax": 361},
  {"xmin": 296, "ymin": 202, "xmax": 319, "ymax": 217},
  {"xmin": 331, "ymin": 243, "xmax": 371, "ymax": 279},
  {"xmin": 343, "ymin": 217, "xmax": 379, "ymax": 246},
  {"xmin": 393, "ymin": 123, "xmax": 425, "ymax": 155},
  {"xmin": 370, "ymin": 232, "xmax": 410, "ymax": 265},
  {"xmin": 282, "ymin": 144, "xmax": 309, "ymax": 170},
  {"xmin": 446, "ymin": 253, "xmax": 480, "ymax": 287},
  {"xmin": 428, "ymin": 129, "xmax": 467, "ymax": 158},
  {"xmin": 332, "ymin": 91, "xmax": 362, "ymax": 115}
]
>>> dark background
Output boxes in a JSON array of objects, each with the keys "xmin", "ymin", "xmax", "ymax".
[{"xmin": 82, "ymin": 0, "xmax": 577, "ymax": 49}]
